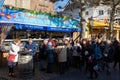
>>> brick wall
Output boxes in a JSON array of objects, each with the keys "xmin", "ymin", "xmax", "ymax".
[
  {"xmin": 4, "ymin": 0, "xmax": 54, "ymax": 13},
  {"xmin": 4, "ymin": 0, "xmax": 31, "ymax": 9},
  {"xmin": 21, "ymin": 0, "xmax": 31, "ymax": 9},
  {"xmin": 30, "ymin": 0, "xmax": 54, "ymax": 14},
  {"xmin": 4, "ymin": 0, "xmax": 16, "ymax": 6}
]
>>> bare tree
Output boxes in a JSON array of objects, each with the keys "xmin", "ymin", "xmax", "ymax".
[
  {"xmin": 51, "ymin": 0, "xmax": 120, "ymax": 40},
  {"xmin": 72, "ymin": 0, "xmax": 101, "ymax": 40},
  {"xmin": 108, "ymin": 0, "xmax": 120, "ymax": 40},
  {"xmin": 74, "ymin": 0, "xmax": 120, "ymax": 40}
]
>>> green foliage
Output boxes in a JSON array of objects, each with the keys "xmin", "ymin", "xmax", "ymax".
[{"xmin": 3, "ymin": 5, "xmax": 77, "ymax": 21}]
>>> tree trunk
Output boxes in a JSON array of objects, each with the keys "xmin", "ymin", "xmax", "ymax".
[
  {"xmin": 79, "ymin": 0, "xmax": 86, "ymax": 39},
  {"xmin": 109, "ymin": 3, "xmax": 115, "ymax": 40}
]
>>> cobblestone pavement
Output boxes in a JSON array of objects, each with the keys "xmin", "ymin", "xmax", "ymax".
[
  {"xmin": 49, "ymin": 64, "xmax": 120, "ymax": 80},
  {"xmin": 0, "ymin": 63, "xmax": 120, "ymax": 80},
  {"xmin": 0, "ymin": 62, "xmax": 59, "ymax": 80}
]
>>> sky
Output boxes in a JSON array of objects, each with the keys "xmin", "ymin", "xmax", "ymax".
[
  {"xmin": 54, "ymin": 0, "xmax": 80, "ymax": 21},
  {"xmin": 54, "ymin": 0, "xmax": 70, "ymax": 12}
]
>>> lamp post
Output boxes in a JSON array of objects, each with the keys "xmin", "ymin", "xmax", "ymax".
[{"xmin": 88, "ymin": 17, "xmax": 93, "ymax": 40}]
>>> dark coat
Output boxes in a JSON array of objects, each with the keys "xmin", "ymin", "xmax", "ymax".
[{"xmin": 25, "ymin": 42, "xmax": 37, "ymax": 56}]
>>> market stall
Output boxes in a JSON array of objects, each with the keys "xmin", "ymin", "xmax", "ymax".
[{"xmin": 0, "ymin": 6, "xmax": 81, "ymax": 67}]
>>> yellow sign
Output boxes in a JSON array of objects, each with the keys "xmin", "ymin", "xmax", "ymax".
[
  {"xmin": 3, "ymin": 52, "xmax": 8, "ymax": 58},
  {"xmin": 92, "ymin": 21, "xmax": 109, "ymax": 27}
]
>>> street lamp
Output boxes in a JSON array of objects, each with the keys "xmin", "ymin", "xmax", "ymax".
[{"xmin": 88, "ymin": 17, "xmax": 93, "ymax": 40}]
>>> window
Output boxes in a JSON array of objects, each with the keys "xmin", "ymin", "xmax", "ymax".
[
  {"xmin": 107, "ymin": 10, "xmax": 111, "ymax": 14},
  {"xmin": 116, "ymin": 10, "xmax": 120, "ymax": 14},
  {"xmin": 99, "ymin": 10, "xmax": 104, "ymax": 15},
  {"xmin": 86, "ymin": 11, "xmax": 89, "ymax": 15}
]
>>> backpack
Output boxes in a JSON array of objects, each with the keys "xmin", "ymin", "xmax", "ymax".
[{"xmin": 94, "ymin": 46, "xmax": 102, "ymax": 60}]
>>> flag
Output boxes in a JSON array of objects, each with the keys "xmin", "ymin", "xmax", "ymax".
[{"xmin": 0, "ymin": 0, "xmax": 5, "ymax": 9}]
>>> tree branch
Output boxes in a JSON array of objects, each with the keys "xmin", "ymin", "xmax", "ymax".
[{"xmin": 114, "ymin": 0, "xmax": 120, "ymax": 6}]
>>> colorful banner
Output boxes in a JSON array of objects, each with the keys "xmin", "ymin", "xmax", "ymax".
[{"xmin": 0, "ymin": 8, "xmax": 79, "ymax": 29}]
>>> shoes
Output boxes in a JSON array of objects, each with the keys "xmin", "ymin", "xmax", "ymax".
[
  {"xmin": 9, "ymin": 73, "xmax": 16, "ymax": 77},
  {"xmin": 95, "ymin": 73, "xmax": 98, "ymax": 79},
  {"xmin": 87, "ymin": 76, "xmax": 93, "ymax": 79},
  {"xmin": 40, "ymin": 69, "xmax": 45, "ymax": 71},
  {"xmin": 46, "ymin": 71, "xmax": 52, "ymax": 73},
  {"xmin": 32, "ymin": 72, "xmax": 35, "ymax": 76},
  {"xmin": 8, "ymin": 73, "xmax": 12, "ymax": 77}
]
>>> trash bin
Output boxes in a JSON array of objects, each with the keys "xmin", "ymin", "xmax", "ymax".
[{"xmin": 18, "ymin": 52, "xmax": 33, "ymax": 78}]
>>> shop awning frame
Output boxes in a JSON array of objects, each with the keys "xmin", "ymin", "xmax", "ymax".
[{"xmin": 16, "ymin": 23, "xmax": 81, "ymax": 32}]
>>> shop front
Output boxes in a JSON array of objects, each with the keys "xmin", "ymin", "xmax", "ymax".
[
  {"xmin": 87, "ymin": 20, "xmax": 120, "ymax": 40},
  {"xmin": 0, "ymin": 7, "xmax": 80, "ymax": 41},
  {"xmin": 0, "ymin": 7, "xmax": 81, "ymax": 66}
]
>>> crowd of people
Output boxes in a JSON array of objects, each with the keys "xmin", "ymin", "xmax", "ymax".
[
  {"xmin": 6, "ymin": 38, "xmax": 120, "ymax": 79},
  {"xmin": 39, "ymin": 38, "xmax": 120, "ymax": 79}
]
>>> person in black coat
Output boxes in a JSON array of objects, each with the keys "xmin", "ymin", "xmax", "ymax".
[{"xmin": 113, "ymin": 40, "xmax": 120, "ymax": 71}]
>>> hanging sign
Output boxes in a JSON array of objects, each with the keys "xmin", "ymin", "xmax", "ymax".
[{"xmin": 0, "ymin": 8, "xmax": 79, "ymax": 29}]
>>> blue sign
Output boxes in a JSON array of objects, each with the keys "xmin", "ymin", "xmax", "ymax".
[
  {"xmin": 15, "ymin": 24, "xmax": 81, "ymax": 32},
  {"xmin": 16, "ymin": 24, "xmax": 46, "ymax": 31},
  {"xmin": 0, "ymin": 8, "xmax": 79, "ymax": 29},
  {"xmin": 47, "ymin": 27, "xmax": 73, "ymax": 32}
]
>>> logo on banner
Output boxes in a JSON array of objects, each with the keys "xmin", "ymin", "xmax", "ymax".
[{"xmin": 0, "ymin": 0, "xmax": 5, "ymax": 9}]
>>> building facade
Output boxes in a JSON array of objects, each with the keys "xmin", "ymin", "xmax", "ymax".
[
  {"xmin": 85, "ymin": 4, "xmax": 120, "ymax": 40},
  {"xmin": 85, "ymin": 4, "xmax": 120, "ymax": 23},
  {"xmin": 30, "ymin": 0, "xmax": 54, "ymax": 13},
  {"xmin": 58, "ymin": 1, "xmax": 120, "ymax": 40},
  {"xmin": 4, "ymin": 0, "xmax": 54, "ymax": 13}
]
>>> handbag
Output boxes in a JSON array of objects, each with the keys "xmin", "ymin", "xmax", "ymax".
[{"xmin": 8, "ymin": 54, "xmax": 16, "ymax": 62}]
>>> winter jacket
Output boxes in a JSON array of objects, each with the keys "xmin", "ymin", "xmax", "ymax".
[
  {"xmin": 8, "ymin": 43, "xmax": 20, "ymax": 62},
  {"xmin": 56, "ymin": 45, "xmax": 67, "ymax": 62},
  {"xmin": 25, "ymin": 42, "xmax": 37, "ymax": 56}
]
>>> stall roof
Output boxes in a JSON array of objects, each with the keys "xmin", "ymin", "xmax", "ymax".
[
  {"xmin": 0, "ymin": 22, "xmax": 81, "ymax": 32},
  {"xmin": 0, "ymin": 8, "xmax": 81, "ymax": 32}
]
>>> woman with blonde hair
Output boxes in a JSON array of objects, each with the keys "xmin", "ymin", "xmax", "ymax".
[{"xmin": 7, "ymin": 39, "xmax": 21, "ymax": 77}]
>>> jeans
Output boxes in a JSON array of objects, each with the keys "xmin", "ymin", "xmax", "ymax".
[
  {"xmin": 8, "ymin": 62, "xmax": 17, "ymax": 73},
  {"xmin": 40, "ymin": 60, "xmax": 45, "ymax": 71},
  {"xmin": 59, "ymin": 62, "xmax": 66, "ymax": 74}
]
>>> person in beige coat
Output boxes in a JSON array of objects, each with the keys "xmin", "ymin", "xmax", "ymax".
[{"xmin": 55, "ymin": 40, "xmax": 67, "ymax": 74}]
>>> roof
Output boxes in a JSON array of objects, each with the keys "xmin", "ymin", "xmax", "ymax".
[{"xmin": 54, "ymin": 0, "xmax": 70, "ymax": 12}]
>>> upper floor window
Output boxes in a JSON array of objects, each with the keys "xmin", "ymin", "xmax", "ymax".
[
  {"xmin": 99, "ymin": 10, "xmax": 104, "ymax": 15},
  {"xmin": 116, "ymin": 10, "xmax": 120, "ymax": 14},
  {"xmin": 107, "ymin": 10, "xmax": 111, "ymax": 14},
  {"xmin": 86, "ymin": 11, "xmax": 89, "ymax": 15}
]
